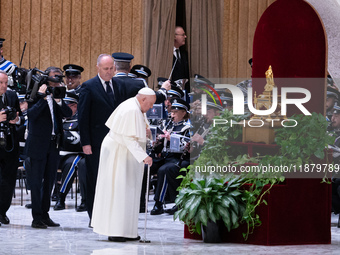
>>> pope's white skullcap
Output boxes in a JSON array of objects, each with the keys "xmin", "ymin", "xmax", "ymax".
[{"xmin": 138, "ymin": 87, "xmax": 155, "ymax": 96}]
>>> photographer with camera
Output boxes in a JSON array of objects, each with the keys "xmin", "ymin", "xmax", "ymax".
[
  {"xmin": 0, "ymin": 70, "xmax": 23, "ymax": 226},
  {"xmin": 25, "ymin": 66, "xmax": 72, "ymax": 229}
]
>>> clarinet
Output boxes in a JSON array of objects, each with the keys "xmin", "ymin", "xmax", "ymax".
[
  {"xmin": 174, "ymin": 127, "xmax": 191, "ymax": 169},
  {"xmin": 191, "ymin": 117, "xmax": 209, "ymax": 149}
]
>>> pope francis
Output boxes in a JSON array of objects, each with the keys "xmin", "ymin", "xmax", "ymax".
[{"xmin": 91, "ymin": 88, "xmax": 155, "ymax": 242}]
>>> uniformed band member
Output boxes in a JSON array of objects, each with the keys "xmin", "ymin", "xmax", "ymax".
[
  {"xmin": 112, "ymin": 52, "xmax": 144, "ymax": 100},
  {"xmin": 63, "ymin": 64, "xmax": 84, "ymax": 94},
  {"xmin": 112, "ymin": 52, "xmax": 169, "ymax": 103},
  {"xmin": 190, "ymin": 100, "xmax": 223, "ymax": 160},
  {"xmin": 150, "ymin": 98, "xmax": 190, "ymax": 216},
  {"xmin": 0, "ymin": 39, "xmax": 16, "ymax": 76},
  {"xmin": 129, "ymin": 64, "xmax": 152, "ymax": 85},
  {"xmin": 0, "ymin": 38, "xmax": 17, "ymax": 87},
  {"xmin": 163, "ymin": 85, "xmax": 185, "ymax": 125},
  {"xmin": 54, "ymin": 92, "xmax": 87, "ymax": 212}
]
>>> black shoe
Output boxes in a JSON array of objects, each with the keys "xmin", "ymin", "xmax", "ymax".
[
  {"xmin": 0, "ymin": 214, "xmax": 10, "ymax": 224},
  {"xmin": 150, "ymin": 203, "xmax": 164, "ymax": 215},
  {"xmin": 88, "ymin": 220, "xmax": 93, "ymax": 228},
  {"xmin": 25, "ymin": 204, "xmax": 32, "ymax": 209},
  {"xmin": 76, "ymin": 202, "xmax": 87, "ymax": 212},
  {"xmin": 41, "ymin": 218, "xmax": 60, "ymax": 227},
  {"xmin": 31, "ymin": 220, "xmax": 48, "ymax": 229},
  {"xmin": 108, "ymin": 236, "xmax": 126, "ymax": 242},
  {"xmin": 54, "ymin": 200, "xmax": 65, "ymax": 210},
  {"xmin": 164, "ymin": 205, "xmax": 178, "ymax": 215},
  {"xmin": 126, "ymin": 236, "xmax": 141, "ymax": 241},
  {"xmin": 51, "ymin": 194, "xmax": 58, "ymax": 202}
]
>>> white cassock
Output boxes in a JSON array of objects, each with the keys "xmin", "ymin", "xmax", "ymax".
[{"xmin": 91, "ymin": 97, "xmax": 149, "ymax": 237}]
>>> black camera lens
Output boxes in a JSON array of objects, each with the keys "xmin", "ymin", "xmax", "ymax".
[{"xmin": 52, "ymin": 87, "xmax": 66, "ymax": 99}]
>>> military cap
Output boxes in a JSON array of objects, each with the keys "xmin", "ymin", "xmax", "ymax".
[
  {"xmin": 17, "ymin": 93, "xmax": 26, "ymax": 103},
  {"xmin": 64, "ymin": 91, "xmax": 79, "ymax": 104},
  {"xmin": 327, "ymin": 85, "xmax": 339, "ymax": 99},
  {"xmin": 167, "ymin": 85, "xmax": 184, "ymax": 99},
  {"xmin": 171, "ymin": 98, "xmax": 190, "ymax": 112},
  {"xmin": 63, "ymin": 64, "xmax": 84, "ymax": 76},
  {"xmin": 131, "ymin": 65, "xmax": 151, "ymax": 78},
  {"xmin": 193, "ymin": 74, "xmax": 214, "ymax": 87},
  {"xmin": 112, "ymin": 52, "xmax": 134, "ymax": 62},
  {"xmin": 0, "ymin": 38, "xmax": 5, "ymax": 48},
  {"xmin": 219, "ymin": 92, "xmax": 233, "ymax": 107},
  {"xmin": 333, "ymin": 101, "xmax": 340, "ymax": 114},
  {"xmin": 206, "ymin": 99, "xmax": 224, "ymax": 111}
]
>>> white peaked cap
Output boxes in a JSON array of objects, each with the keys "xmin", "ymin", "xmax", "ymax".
[{"xmin": 138, "ymin": 87, "xmax": 155, "ymax": 96}]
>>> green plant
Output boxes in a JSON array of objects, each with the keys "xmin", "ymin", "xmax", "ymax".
[
  {"xmin": 176, "ymin": 111, "xmax": 333, "ymax": 240},
  {"xmin": 174, "ymin": 175, "xmax": 246, "ymax": 235},
  {"xmin": 275, "ymin": 113, "xmax": 334, "ymax": 162}
]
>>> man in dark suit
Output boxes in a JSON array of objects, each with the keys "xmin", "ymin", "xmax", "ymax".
[
  {"xmin": 25, "ymin": 67, "xmax": 72, "ymax": 229},
  {"xmin": 0, "ymin": 70, "xmax": 23, "ymax": 226},
  {"xmin": 78, "ymin": 54, "xmax": 125, "ymax": 221},
  {"xmin": 172, "ymin": 26, "xmax": 190, "ymax": 96}
]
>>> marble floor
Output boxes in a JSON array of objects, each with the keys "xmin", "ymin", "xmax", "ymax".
[{"xmin": 2, "ymin": 185, "xmax": 340, "ymax": 255}]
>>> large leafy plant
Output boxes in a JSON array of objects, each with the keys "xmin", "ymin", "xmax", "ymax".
[
  {"xmin": 275, "ymin": 112, "xmax": 334, "ymax": 164},
  {"xmin": 176, "ymin": 111, "xmax": 333, "ymax": 240},
  {"xmin": 174, "ymin": 175, "xmax": 246, "ymax": 235}
]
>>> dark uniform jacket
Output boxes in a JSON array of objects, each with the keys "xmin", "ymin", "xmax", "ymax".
[{"xmin": 113, "ymin": 73, "xmax": 167, "ymax": 104}]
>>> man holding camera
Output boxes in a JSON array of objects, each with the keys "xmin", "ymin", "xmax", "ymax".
[
  {"xmin": 25, "ymin": 67, "xmax": 72, "ymax": 229},
  {"xmin": 0, "ymin": 70, "xmax": 23, "ymax": 226}
]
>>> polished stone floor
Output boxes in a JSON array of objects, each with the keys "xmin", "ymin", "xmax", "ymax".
[{"xmin": 2, "ymin": 184, "xmax": 340, "ymax": 255}]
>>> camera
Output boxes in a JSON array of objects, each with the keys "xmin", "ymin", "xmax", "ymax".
[
  {"xmin": 28, "ymin": 68, "xmax": 66, "ymax": 101},
  {"xmin": 11, "ymin": 67, "xmax": 66, "ymax": 102},
  {"xmin": 0, "ymin": 106, "xmax": 17, "ymax": 148}
]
